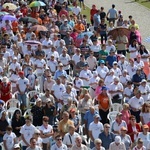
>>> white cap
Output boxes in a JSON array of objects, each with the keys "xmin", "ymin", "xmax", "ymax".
[
  {"xmin": 14, "ymin": 144, "xmax": 20, "ymax": 148},
  {"xmin": 93, "ymin": 71, "xmax": 98, "ymax": 76},
  {"xmin": 115, "ymin": 136, "xmax": 121, "ymax": 144}
]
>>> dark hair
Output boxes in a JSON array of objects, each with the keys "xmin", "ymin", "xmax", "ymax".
[
  {"xmin": 139, "ymin": 45, "xmax": 148, "ymax": 55},
  {"xmin": 131, "ymin": 39, "xmax": 137, "ymax": 47},
  {"xmin": 12, "ymin": 109, "xmax": 21, "ymax": 121},
  {"xmin": 30, "ymin": 137, "xmax": 36, "ymax": 143}
]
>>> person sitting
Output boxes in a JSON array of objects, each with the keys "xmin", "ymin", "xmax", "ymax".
[{"xmin": 132, "ymin": 138, "xmax": 146, "ymax": 150}]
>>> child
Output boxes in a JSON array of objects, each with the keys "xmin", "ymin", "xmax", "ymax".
[
  {"xmin": 3, "ymin": 126, "xmax": 17, "ymax": 150},
  {"xmin": 121, "ymin": 103, "xmax": 131, "ymax": 125}
]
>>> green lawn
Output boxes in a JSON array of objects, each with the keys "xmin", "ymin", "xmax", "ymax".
[
  {"xmin": 81, "ymin": 7, "xmax": 91, "ymax": 23},
  {"xmin": 136, "ymin": 0, "xmax": 150, "ymax": 9}
]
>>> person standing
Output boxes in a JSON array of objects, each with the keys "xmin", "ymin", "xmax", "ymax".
[
  {"xmin": 106, "ymin": 4, "xmax": 118, "ymax": 25},
  {"xmin": 93, "ymin": 10, "xmax": 101, "ymax": 31}
]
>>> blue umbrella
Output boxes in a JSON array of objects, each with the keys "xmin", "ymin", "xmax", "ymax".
[
  {"xmin": 77, "ymin": 31, "xmax": 93, "ymax": 39},
  {"xmin": 2, "ymin": 15, "xmax": 17, "ymax": 21}
]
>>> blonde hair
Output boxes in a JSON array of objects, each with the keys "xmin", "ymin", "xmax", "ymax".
[{"xmin": 123, "ymin": 103, "xmax": 129, "ymax": 110}]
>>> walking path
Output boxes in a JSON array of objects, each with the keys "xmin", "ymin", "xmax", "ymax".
[{"xmin": 85, "ymin": 0, "xmax": 150, "ymax": 49}]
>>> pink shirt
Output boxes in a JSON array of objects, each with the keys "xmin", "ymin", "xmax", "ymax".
[
  {"xmin": 95, "ymin": 86, "xmax": 102, "ymax": 96},
  {"xmin": 121, "ymin": 110, "xmax": 130, "ymax": 125}
]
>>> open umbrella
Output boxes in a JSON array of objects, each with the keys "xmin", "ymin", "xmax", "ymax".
[
  {"xmin": 0, "ymin": 12, "xmax": 9, "ymax": 16},
  {"xmin": 30, "ymin": 25, "xmax": 48, "ymax": 32},
  {"xmin": 2, "ymin": 3, "xmax": 17, "ymax": 10},
  {"xmin": 19, "ymin": 17, "xmax": 38, "ymax": 24},
  {"xmin": 2, "ymin": 15, "xmax": 17, "ymax": 21},
  {"xmin": 29, "ymin": 1, "xmax": 46, "ymax": 7},
  {"xmin": 108, "ymin": 27, "xmax": 130, "ymax": 39},
  {"xmin": 24, "ymin": 40, "xmax": 41, "ymax": 45}
]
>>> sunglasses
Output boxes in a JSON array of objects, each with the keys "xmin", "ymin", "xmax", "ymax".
[
  {"xmin": 36, "ymin": 133, "xmax": 40, "ymax": 135},
  {"xmin": 57, "ymin": 138, "xmax": 62, "ymax": 141}
]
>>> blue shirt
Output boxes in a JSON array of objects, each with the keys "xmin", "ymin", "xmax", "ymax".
[
  {"xmin": 93, "ymin": 14, "xmax": 101, "ymax": 27},
  {"xmin": 99, "ymin": 131, "xmax": 115, "ymax": 150},
  {"xmin": 106, "ymin": 55, "xmax": 117, "ymax": 68},
  {"xmin": 54, "ymin": 70, "xmax": 68, "ymax": 80},
  {"xmin": 84, "ymin": 110, "xmax": 99, "ymax": 128}
]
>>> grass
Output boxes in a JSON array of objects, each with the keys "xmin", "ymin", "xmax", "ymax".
[
  {"xmin": 81, "ymin": 6, "xmax": 91, "ymax": 23},
  {"xmin": 136, "ymin": 0, "xmax": 150, "ymax": 9}
]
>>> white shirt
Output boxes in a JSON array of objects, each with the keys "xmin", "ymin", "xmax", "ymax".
[
  {"xmin": 120, "ymin": 75, "xmax": 131, "ymax": 86},
  {"xmin": 109, "ymin": 142, "xmax": 126, "ymax": 150},
  {"xmin": 127, "ymin": 64, "xmax": 138, "ymax": 78},
  {"xmin": 3, "ymin": 132, "xmax": 16, "ymax": 150},
  {"xmin": 129, "ymin": 45, "xmax": 138, "ymax": 59},
  {"xmin": 139, "ymin": 84, "xmax": 150, "ymax": 102},
  {"xmin": 111, "ymin": 120, "xmax": 127, "ymax": 134},
  {"xmin": 79, "ymin": 69, "xmax": 93, "ymax": 86},
  {"xmin": 106, "ymin": 45, "xmax": 116, "ymax": 54},
  {"xmin": 89, "ymin": 76, "xmax": 100, "ymax": 89},
  {"xmin": 96, "ymin": 66, "xmax": 109, "ymax": 79},
  {"xmin": 10, "ymin": 73, "xmax": 19, "ymax": 87},
  {"xmin": 72, "ymin": 6, "xmax": 81, "ymax": 16},
  {"xmin": 20, "ymin": 124, "xmax": 35, "ymax": 146},
  {"xmin": 123, "ymin": 87, "xmax": 133, "ymax": 103},
  {"xmin": 134, "ymin": 60, "xmax": 144, "ymax": 68},
  {"xmin": 140, "ymin": 112, "xmax": 150, "ymax": 124},
  {"xmin": 90, "ymin": 44, "xmax": 101, "ymax": 52},
  {"xmin": 137, "ymin": 132, "xmax": 150, "ymax": 149},
  {"xmin": 118, "ymin": 60, "xmax": 129, "ymax": 71},
  {"xmin": 17, "ymin": 77, "xmax": 29, "ymax": 92},
  {"xmin": 59, "ymin": 54, "xmax": 71, "ymax": 70},
  {"xmin": 63, "ymin": 132, "xmax": 79, "ymax": 149},
  {"xmin": 39, "ymin": 124, "xmax": 53, "ymax": 143},
  {"xmin": 104, "ymin": 75, "xmax": 115, "ymax": 88},
  {"xmin": 113, "ymin": 67, "xmax": 122, "ymax": 77},
  {"xmin": 47, "ymin": 50, "xmax": 59, "ymax": 60},
  {"xmin": 42, "ymin": 39, "xmax": 53, "ymax": 55},
  {"xmin": 86, "ymin": 56, "xmax": 97, "ymax": 70},
  {"xmin": 89, "ymin": 121, "xmax": 104, "ymax": 140},
  {"xmin": 132, "ymin": 146, "xmax": 146, "ymax": 150},
  {"xmin": 109, "ymin": 82, "xmax": 123, "ymax": 97},
  {"xmin": 51, "ymin": 143, "xmax": 67, "ymax": 150},
  {"xmin": 47, "ymin": 60, "xmax": 58, "ymax": 72},
  {"xmin": 34, "ymin": 59, "xmax": 46, "ymax": 74},
  {"xmin": 9, "ymin": 62, "xmax": 21, "ymax": 71},
  {"xmin": 51, "ymin": 83, "xmax": 66, "ymax": 99},
  {"xmin": 74, "ymin": 78, "xmax": 83, "ymax": 91},
  {"xmin": 72, "ymin": 54, "xmax": 81, "ymax": 65},
  {"xmin": 128, "ymin": 96, "xmax": 144, "ymax": 109}
]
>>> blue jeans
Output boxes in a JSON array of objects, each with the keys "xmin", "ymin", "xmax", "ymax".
[
  {"xmin": 0, "ymin": 136, "xmax": 3, "ymax": 150},
  {"xmin": 18, "ymin": 94, "xmax": 27, "ymax": 107},
  {"xmin": 90, "ymin": 141, "xmax": 95, "ymax": 149},
  {"xmin": 22, "ymin": 146, "xmax": 27, "ymax": 150}
]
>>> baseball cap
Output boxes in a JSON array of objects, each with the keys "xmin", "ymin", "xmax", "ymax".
[
  {"xmin": 94, "ymin": 114, "xmax": 100, "ymax": 118},
  {"xmin": 59, "ymin": 63, "xmax": 63, "ymax": 67},
  {"xmin": 115, "ymin": 136, "xmax": 121, "ymax": 144},
  {"xmin": 84, "ymin": 63, "xmax": 88, "ymax": 67},
  {"xmin": 113, "ymin": 61, "xmax": 118, "ymax": 65},
  {"xmin": 141, "ymin": 79, "xmax": 147, "ymax": 83},
  {"xmin": 102, "ymin": 86, "xmax": 108, "ymax": 91},
  {"xmin": 100, "ymin": 60, "xmax": 105, "ymax": 64},
  {"xmin": 14, "ymin": 144, "xmax": 20, "ymax": 149},
  {"xmin": 18, "ymin": 71, "xmax": 24, "ymax": 76}
]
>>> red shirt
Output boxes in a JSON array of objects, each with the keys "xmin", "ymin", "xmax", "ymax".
[
  {"xmin": 58, "ymin": 9, "xmax": 69, "ymax": 18},
  {"xmin": 90, "ymin": 9, "xmax": 98, "ymax": 20}
]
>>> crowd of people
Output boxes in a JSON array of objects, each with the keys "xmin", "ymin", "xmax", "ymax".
[{"xmin": 0, "ymin": 0, "xmax": 150, "ymax": 150}]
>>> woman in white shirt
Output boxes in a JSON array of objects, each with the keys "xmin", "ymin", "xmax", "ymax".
[
  {"xmin": 39, "ymin": 116, "xmax": 53, "ymax": 150},
  {"xmin": 140, "ymin": 103, "xmax": 150, "ymax": 125},
  {"xmin": 128, "ymin": 39, "xmax": 139, "ymax": 59}
]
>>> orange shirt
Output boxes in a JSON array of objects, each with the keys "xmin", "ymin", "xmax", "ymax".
[
  {"xmin": 74, "ymin": 23, "xmax": 85, "ymax": 33},
  {"xmin": 97, "ymin": 93, "xmax": 110, "ymax": 109}
]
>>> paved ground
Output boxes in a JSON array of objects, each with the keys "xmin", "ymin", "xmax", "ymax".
[{"xmin": 85, "ymin": 0, "xmax": 150, "ymax": 49}]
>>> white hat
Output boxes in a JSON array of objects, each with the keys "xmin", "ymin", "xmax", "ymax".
[
  {"xmin": 2, "ymin": 76, "xmax": 8, "ymax": 83},
  {"xmin": 115, "ymin": 136, "xmax": 121, "ymax": 144},
  {"xmin": 141, "ymin": 79, "xmax": 147, "ymax": 83},
  {"xmin": 34, "ymin": 129, "xmax": 40, "ymax": 134},
  {"xmin": 13, "ymin": 57, "xmax": 17, "ymax": 60},
  {"xmin": 36, "ymin": 98, "xmax": 42, "ymax": 102},
  {"xmin": 13, "ymin": 144, "xmax": 20, "ymax": 148},
  {"xmin": 93, "ymin": 71, "xmax": 98, "ymax": 76},
  {"xmin": 113, "ymin": 61, "xmax": 118, "ymax": 65},
  {"xmin": 46, "ymin": 98, "xmax": 51, "ymax": 103},
  {"xmin": 64, "ymin": 19, "xmax": 68, "ymax": 22}
]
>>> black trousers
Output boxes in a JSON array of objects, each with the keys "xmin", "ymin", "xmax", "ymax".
[{"xmin": 99, "ymin": 109, "xmax": 109, "ymax": 125}]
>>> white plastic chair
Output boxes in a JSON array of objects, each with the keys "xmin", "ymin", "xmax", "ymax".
[
  {"xmin": 0, "ymin": 100, "xmax": 6, "ymax": 109},
  {"xmin": 12, "ymin": 91, "xmax": 19, "ymax": 99},
  {"xmin": 23, "ymin": 109, "xmax": 32, "ymax": 117},
  {"xmin": 0, "ymin": 142, "xmax": 4, "ymax": 150},
  {"xmin": 107, "ymin": 111, "xmax": 118, "ymax": 124},
  {"xmin": 111, "ymin": 103, "xmax": 122, "ymax": 112},
  {"xmin": 79, "ymin": 124, "xmax": 88, "ymax": 145},
  {"xmin": 26, "ymin": 90, "xmax": 41, "ymax": 108},
  {"xmin": 5, "ymin": 99, "xmax": 20, "ymax": 109}
]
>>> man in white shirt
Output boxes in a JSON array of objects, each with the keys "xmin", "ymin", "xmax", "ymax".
[
  {"xmin": 109, "ymin": 136, "xmax": 126, "ymax": 150},
  {"xmin": 16, "ymin": 71, "xmax": 29, "ymax": 109},
  {"xmin": 63, "ymin": 125, "xmax": 79, "ymax": 150},
  {"xmin": 111, "ymin": 113, "xmax": 127, "ymax": 135},
  {"xmin": 9, "ymin": 57, "xmax": 21, "ymax": 73},
  {"xmin": 72, "ymin": 3, "xmax": 81, "ymax": 16},
  {"xmin": 72, "ymin": 48, "xmax": 81, "ymax": 65},
  {"xmin": 89, "ymin": 114, "xmax": 104, "ymax": 149},
  {"xmin": 79, "ymin": 63, "xmax": 93, "ymax": 86},
  {"xmin": 128, "ymin": 90, "xmax": 144, "ymax": 123},
  {"xmin": 20, "ymin": 116, "xmax": 36, "ymax": 150}
]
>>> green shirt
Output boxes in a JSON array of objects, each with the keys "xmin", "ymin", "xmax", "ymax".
[{"xmin": 99, "ymin": 50, "xmax": 108, "ymax": 62}]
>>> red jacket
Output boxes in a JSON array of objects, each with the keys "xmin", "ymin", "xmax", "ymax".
[{"xmin": 127, "ymin": 123, "xmax": 141, "ymax": 142}]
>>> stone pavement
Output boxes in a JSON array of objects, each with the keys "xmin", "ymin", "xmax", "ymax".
[{"xmin": 85, "ymin": 0, "xmax": 150, "ymax": 49}]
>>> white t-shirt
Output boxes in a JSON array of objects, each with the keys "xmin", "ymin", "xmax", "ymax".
[
  {"xmin": 34, "ymin": 59, "xmax": 46, "ymax": 74},
  {"xmin": 137, "ymin": 132, "xmax": 150, "ymax": 149},
  {"xmin": 89, "ymin": 76, "xmax": 100, "ymax": 89},
  {"xmin": 63, "ymin": 132, "xmax": 79, "ymax": 148},
  {"xmin": 118, "ymin": 60, "xmax": 129, "ymax": 71},
  {"xmin": 79, "ymin": 69, "xmax": 93, "ymax": 86},
  {"xmin": 59, "ymin": 54, "xmax": 71, "ymax": 70},
  {"xmin": 129, "ymin": 45, "xmax": 138, "ymax": 59},
  {"xmin": 120, "ymin": 75, "xmax": 131, "ymax": 86},
  {"xmin": 96, "ymin": 66, "xmax": 109, "ymax": 79},
  {"xmin": 74, "ymin": 78, "xmax": 83, "ymax": 91},
  {"xmin": 134, "ymin": 60, "xmax": 144, "ymax": 69},
  {"xmin": 128, "ymin": 96, "xmax": 144, "ymax": 109},
  {"xmin": 127, "ymin": 64, "xmax": 138, "ymax": 78},
  {"xmin": 51, "ymin": 83, "xmax": 66, "ymax": 99},
  {"xmin": 47, "ymin": 50, "xmax": 59, "ymax": 60},
  {"xmin": 90, "ymin": 45, "xmax": 101, "ymax": 52},
  {"xmin": 20, "ymin": 124, "xmax": 36, "ymax": 146},
  {"xmin": 3, "ymin": 132, "xmax": 16, "ymax": 150},
  {"xmin": 51, "ymin": 143, "xmax": 67, "ymax": 150},
  {"xmin": 72, "ymin": 6, "xmax": 81, "ymax": 15},
  {"xmin": 140, "ymin": 112, "xmax": 150, "ymax": 124},
  {"xmin": 104, "ymin": 75, "xmax": 115, "ymax": 88},
  {"xmin": 10, "ymin": 73, "xmax": 19, "ymax": 87},
  {"xmin": 17, "ymin": 77, "xmax": 29, "ymax": 92},
  {"xmin": 39, "ymin": 124, "xmax": 53, "ymax": 143},
  {"xmin": 47, "ymin": 60, "xmax": 58, "ymax": 72},
  {"xmin": 72, "ymin": 54, "xmax": 81, "ymax": 65},
  {"xmin": 89, "ymin": 121, "xmax": 104, "ymax": 140},
  {"xmin": 86, "ymin": 56, "xmax": 97, "ymax": 70},
  {"xmin": 123, "ymin": 87, "xmax": 133, "ymax": 103},
  {"xmin": 113, "ymin": 67, "xmax": 122, "ymax": 77},
  {"xmin": 139, "ymin": 85, "xmax": 150, "ymax": 102},
  {"xmin": 9, "ymin": 62, "xmax": 21, "ymax": 71}
]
